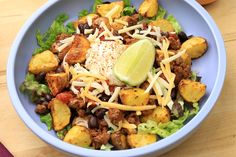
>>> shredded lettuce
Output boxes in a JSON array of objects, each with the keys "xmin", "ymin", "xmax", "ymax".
[
  {"xmin": 138, "ymin": 104, "xmax": 199, "ymax": 138},
  {"xmin": 122, "ymin": 6, "xmax": 136, "ymax": 16},
  {"xmin": 166, "ymin": 15, "xmax": 182, "ymax": 33},
  {"xmin": 123, "ymin": 0, "xmax": 131, "ymax": 7},
  {"xmin": 100, "ymin": 143, "xmax": 114, "ymax": 151},
  {"xmin": 191, "ymin": 71, "xmax": 197, "ymax": 81},
  {"xmin": 92, "ymin": 0, "xmax": 103, "ymax": 13},
  {"xmin": 79, "ymin": 9, "xmax": 89, "ymax": 18},
  {"xmin": 56, "ymin": 124, "xmax": 72, "ymax": 139},
  {"xmin": 40, "ymin": 113, "xmax": 53, "ymax": 131},
  {"xmin": 20, "ymin": 73, "xmax": 50, "ymax": 102},
  {"xmin": 33, "ymin": 13, "xmax": 75, "ymax": 55},
  {"xmin": 156, "ymin": 6, "xmax": 167, "ymax": 19}
]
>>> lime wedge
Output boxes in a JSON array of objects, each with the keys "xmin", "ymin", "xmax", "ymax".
[{"xmin": 113, "ymin": 39, "xmax": 155, "ymax": 86}]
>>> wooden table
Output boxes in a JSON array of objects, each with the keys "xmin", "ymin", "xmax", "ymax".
[{"xmin": 0, "ymin": 0, "xmax": 236, "ymax": 156}]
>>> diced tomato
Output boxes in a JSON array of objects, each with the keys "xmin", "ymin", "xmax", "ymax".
[{"xmin": 56, "ymin": 91, "xmax": 74, "ymax": 104}]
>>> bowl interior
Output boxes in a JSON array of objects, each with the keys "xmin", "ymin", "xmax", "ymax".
[{"xmin": 10, "ymin": 0, "xmax": 221, "ymax": 156}]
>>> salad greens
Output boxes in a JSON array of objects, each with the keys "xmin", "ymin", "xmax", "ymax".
[
  {"xmin": 33, "ymin": 13, "xmax": 75, "ymax": 55},
  {"xmin": 100, "ymin": 143, "xmax": 114, "ymax": 151},
  {"xmin": 56, "ymin": 124, "xmax": 72, "ymax": 139},
  {"xmin": 166, "ymin": 15, "xmax": 182, "ymax": 33},
  {"xmin": 122, "ymin": 6, "xmax": 136, "ymax": 16},
  {"xmin": 79, "ymin": 9, "xmax": 89, "ymax": 18},
  {"xmin": 92, "ymin": 0, "xmax": 103, "ymax": 13},
  {"xmin": 40, "ymin": 113, "xmax": 53, "ymax": 131},
  {"xmin": 138, "ymin": 103, "xmax": 199, "ymax": 138},
  {"xmin": 156, "ymin": 6, "xmax": 167, "ymax": 19},
  {"xmin": 20, "ymin": 73, "xmax": 50, "ymax": 102}
]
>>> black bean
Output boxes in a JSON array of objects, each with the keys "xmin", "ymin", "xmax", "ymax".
[
  {"xmin": 56, "ymin": 66, "xmax": 64, "ymax": 73},
  {"xmin": 35, "ymin": 72, "xmax": 46, "ymax": 83},
  {"xmin": 100, "ymin": 93, "xmax": 111, "ymax": 102},
  {"xmin": 95, "ymin": 108, "xmax": 107, "ymax": 119},
  {"xmin": 178, "ymin": 31, "xmax": 188, "ymax": 43},
  {"xmin": 88, "ymin": 116, "xmax": 99, "ymax": 129},
  {"xmin": 85, "ymin": 104, "xmax": 96, "ymax": 114},
  {"xmin": 171, "ymin": 88, "xmax": 177, "ymax": 99},
  {"xmin": 103, "ymin": 1, "xmax": 111, "ymax": 4},
  {"xmin": 78, "ymin": 23, "xmax": 90, "ymax": 34},
  {"xmin": 45, "ymin": 94, "xmax": 53, "ymax": 101}
]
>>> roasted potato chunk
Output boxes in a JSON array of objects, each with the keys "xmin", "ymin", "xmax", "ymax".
[
  {"xmin": 28, "ymin": 50, "xmax": 58, "ymax": 74},
  {"xmin": 138, "ymin": 0, "xmax": 158, "ymax": 18},
  {"xmin": 64, "ymin": 126, "xmax": 92, "ymax": 147},
  {"xmin": 178, "ymin": 79, "xmax": 206, "ymax": 103},
  {"xmin": 111, "ymin": 132, "xmax": 129, "ymax": 150},
  {"xmin": 92, "ymin": 17, "xmax": 111, "ymax": 30},
  {"xmin": 181, "ymin": 37, "xmax": 208, "ymax": 59},
  {"xmin": 74, "ymin": 13, "xmax": 99, "ymax": 28},
  {"xmin": 127, "ymin": 133, "xmax": 157, "ymax": 148},
  {"xmin": 96, "ymin": 1, "xmax": 124, "ymax": 19},
  {"xmin": 50, "ymin": 99, "xmax": 71, "ymax": 131},
  {"xmin": 142, "ymin": 106, "xmax": 170, "ymax": 123},
  {"xmin": 65, "ymin": 35, "xmax": 90, "ymax": 64},
  {"xmin": 149, "ymin": 19, "xmax": 174, "ymax": 32},
  {"xmin": 46, "ymin": 73, "xmax": 69, "ymax": 96},
  {"xmin": 119, "ymin": 88, "xmax": 150, "ymax": 106}
]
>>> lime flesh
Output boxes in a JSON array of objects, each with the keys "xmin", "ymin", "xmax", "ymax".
[{"xmin": 113, "ymin": 39, "xmax": 155, "ymax": 86}]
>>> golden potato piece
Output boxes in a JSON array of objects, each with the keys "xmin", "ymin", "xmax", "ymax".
[
  {"xmin": 178, "ymin": 79, "xmax": 206, "ymax": 103},
  {"xmin": 149, "ymin": 19, "xmax": 174, "ymax": 32},
  {"xmin": 64, "ymin": 126, "xmax": 92, "ymax": 147},
  {"xmin": 127, "ymin": 133, "xmax": 157, "ymax": 148},
  {"xmin": 74, "ymin": 13, "xmax": 99, "ymax": 28},
  {"xmin": 65, "ymin": 35, "xmax": 90, "ymax": 64},
  {"xmin": 142, "ymin": 106, "xmax": 170, "ymax": 123},
  {"xmin": 138, "ymin": 0, "xmax": 158, "ymax": 18},
  {"xmin": 111, "ymin": 132, "xmax": 128, "ymax": 150},
  {"xmin": 46, "ymin": 73, "xmax": 69, "ymax": 96},
  {"xmin": 96, "ymin": 1, "xmax": 124, "ymax": 19},
  {"xmin": 50, "ymin": 99, "xmax": 71, "ymax": 131},
  {"xmin": 28, "ymin": 50, "xmax": 58, "ymax": 74},
  {"xmin": 119, "ymin": 88, "xmax": 150, "ymax": 106},
  {"xmin": 181, "ymin": 37, "xmax": 208, "ymax": 59}
]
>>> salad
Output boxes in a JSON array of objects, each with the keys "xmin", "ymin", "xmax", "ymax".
[{"xmin": 20, "ymin": 0, "xmax": 208, "ymax": 150}]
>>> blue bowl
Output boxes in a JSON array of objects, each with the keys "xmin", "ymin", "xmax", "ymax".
[{"xmin": 7, "ymin": 0, "xmax": 226, "ymax": 156}]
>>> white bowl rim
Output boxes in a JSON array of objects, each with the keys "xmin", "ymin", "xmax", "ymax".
[{"xmin": 7, "ymin": 0, "xmax": 226, "ymax": 156}]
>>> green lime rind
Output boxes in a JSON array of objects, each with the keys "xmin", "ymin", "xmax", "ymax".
[{"xmin": 113, "ymin": 39, "xmax": 155, "ymax": 86}]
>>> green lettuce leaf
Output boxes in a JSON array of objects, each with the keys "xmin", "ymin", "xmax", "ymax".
[
  {"xmin": 138, "ymin": 104, "xmax": 199, "ymax": 138},
  {"xmin": 40, "ymin": 113, "xmax": 53, "ymax": 131},
  {"xmin": 156, "ymin": 6, "xmax": 167, "ymax": 19},
  {"xmin": 92, "ymin": 0, "xmax": 103, "ymax": 13},
  {"xmin": 166, "ymin": 15, "xmax": 182, "ymax": 33},
  {"xmin": 56, "ymin": 124, "xmax": 72, "ymax": 139},
  {"xmin": 123, "ymin": 0, "xmax": 131, "ymax": 7},
  {"xmin": 20, "ymin": 73, "xmax": 50, "ymax": 102},
  {"xmin": 79, "ymin": 9, "xmax": 89, "ymax": 18},
  {"xmin": 100, "ymin": 143, "xmax": 114, "ymax": 151},
  {"xmin": 122, "ymin": 6, "xmax": 136, "ymax": 16},
  {"xmin": 33, "ymin": 13, "xmax": 75, "ymax": 55}
]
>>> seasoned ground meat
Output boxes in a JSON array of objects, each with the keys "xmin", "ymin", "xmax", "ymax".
[
  {"xmin": 35, "ymin": 104, "xmax": 49, "ymax": 115},
  {"xmin": 90, "ymin": 129, "xmax": 110, "ymax": 149},
  {"xmin": 68, "ymin": 97, "xmax": 86, "ymax": 109},
  {"xmin": 126, "ymin": 112, "xmax": 140, "ymax": 126},
  {"xmin": 142, "ymin": 109, "xmax": 154, "ymax": 116},
  {"xmin": 51, "ymin": 33, "xmax": 72, "ymax": 61},
  {"xmin": 98, "ymin": 119, "xmax": 108, "ymax": 129},
  {"xmin": 108, "ymin": 108, "xmax": 124, "ymax": 125},
  {"xmin": 77, "ymin": 109, "xmax": 86, "ymax": 118},
  {"xmin": 168, "ymin": 33, "xmax": 181, "ymax": 50},
  {"xmin": 171, "ymin": 57, "xmax": 191, "ymax": 85},
  {"xmin": 111, "ymin": 132, "xmax": 129, "ymax": 150}
]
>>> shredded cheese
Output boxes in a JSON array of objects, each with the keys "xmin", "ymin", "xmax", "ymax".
[
  {"xmin": 145, "ymin": 71, "xmax": 162, "ymax": 93},
  {"xmin": 147, "ymin": 72, "xmax": 163, "ymax": 96},
  {"xmin": 101, "ymin": 80, "xmax": 111, "ymax": 96},
  {"xmin": 118, "ymin": 24, "xmax": 143, "ymax": 34},
  {"xmin": 72, "ymin": 73, "xmax": 107, "ymax": 81},
  {"xmin": 122, "ymin": 120, "xmax": 137, "ymax": 130},
  {"xmin": 162, "ymin": 74, "xmax": 176, "ymax": 106},
  {"xmin": 105, "ymin": 5, "xmax": 120, "ymax": 21},
  {"xmin": 104, "ymin": 115, "xmax": 118, "ymax": 131},
  {"xmin": 157, "ymin": 77, "xmax": 169, "ymax": 89},
  {"xmin": 87, "ymin": 16, "xmax": 93, "ymax": 27},
  {"xmin": 100, "ymin": 22, "xmax": 114, "ymax": 37},
  {"xmin": 108, "ymin": 87, "xmax": 121, "ymax": 103},
  {"xmin": 114, "ymin": 19, "xmax": 129, "ymax": 26},
  {"xmin": 100, "ymin": 102, "xmax": 156, "ymax": 111},
  {"xmin": 56, "ymin": 42, "xmax": 71, "ymax": 52},
  {"xmin": 162, "ymin": 49, "xmax": 186, "ymax": 64},
  {"xmin": 84, "ymin": 29, "xmax": 94, "ymax": 35},
  {"xmin": 60, "ymin": 35, "xmax": 75, "ymax": 44},
  {"xmin": 87, "ymin": 28, "xmax": 99, "ymax": 42}
]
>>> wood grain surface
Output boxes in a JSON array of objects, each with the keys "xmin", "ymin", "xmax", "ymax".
[{"xmin": 0, "ymin": 0, "xmax": 236, "ymax": 157}]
